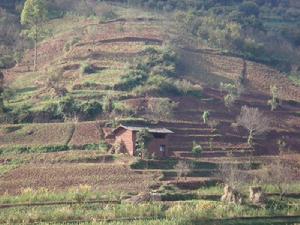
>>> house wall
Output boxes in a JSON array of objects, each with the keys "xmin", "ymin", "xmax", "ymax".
[
  {"xmin": 115, "ymin": 129, "xmax": 135, "ymax": 156},
  {"xmin": 115, "ymin": 128, "xmax": 170, "ymax": 157},
  {"xmin": 148, "ymin": 136, "xmax": 169, "ymax": 158}
]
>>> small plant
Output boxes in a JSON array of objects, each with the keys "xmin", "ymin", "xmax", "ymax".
[
  {"xmin": 267, "ymin": 85, "xmax": 280, "ymax": 111},
  {"xmin": 277, "ymin": 138, "xmax": 287, "ymax": 154},
  {"xmin": 192, "ymin": 141, "xmax": 203, "ymax": 156},
  {"xmin": 202, "ymin": 110, "xmax": 210, "ymax": 124}
]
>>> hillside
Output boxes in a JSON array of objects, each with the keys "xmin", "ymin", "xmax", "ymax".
[
  {"xmin": 0, "ymin": 1, "xmax": 300, "ymax": 224},
  {"xmin": 0, "ymin": 1, "xmax": 299, "ymax": 155}
]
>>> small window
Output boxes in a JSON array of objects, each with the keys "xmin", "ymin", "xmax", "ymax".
[{"xmin": 160, "ymin": 145, "xmax": 166, "ymax": 152}]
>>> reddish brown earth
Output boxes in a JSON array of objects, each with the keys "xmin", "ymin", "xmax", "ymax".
[
  {"xmin": 0, "ymin": 163, "xmax": 159, "ymax": 195},
  {"xmin": 68, "ymin": 122, "xmax": 102, "ymax": 148}
]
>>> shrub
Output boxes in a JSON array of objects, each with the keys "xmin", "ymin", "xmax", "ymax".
[
  {"xmin": 41, "ymin": 101, "xmax": 62, "ymax": 119},
  {"xmin": 116, "ymin": 69, "xmax": 148, "ymax": 91},
  {"xmin": 192, "ymin": 141, "xmax": 203, "ymax": 156},
  {"xmin": 79, "ymin": 100, "xmax": 102, "ymax": 118},
  {"xmin": 58, "ymin": 95, "xmax": 79, "ymax": 119},
  {"xmin": 147, "ymin": 98, "xmax": 178, "ymax": 120},
  {"xmin": 139, "ymin": 47, "xmax": 177, "ymax": 78},
  {"xmin": 113, "ymin": 102, "xmax": 134, "ymax": 116},
  {"xmin": 202, "ymin": 111, "xmax": 210, "ymax": 124},
  {"xmin": 134, "ymin": 75, "xmax": 180, "ymax": 96},
  {"xmin": 267, "ymin": 85, "xmax": 280, "ymax": 111},
  {"xmin": 220, "ymin": 82, "xmax": 239, "ymax": 108},
  {"xmin": 174, "ymin": 80, "xmax": 202, "ymax": 97},
  {"xmin": 11, "ymin": 103, "xmax": 32, "ymax": 123}
]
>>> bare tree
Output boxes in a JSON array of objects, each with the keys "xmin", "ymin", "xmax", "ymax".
[
  {"xmin": 217, "ymin": 161, "xmax": 251, "ymax": 190},
  {"xmin": 0, "ymin": 71, "xmax": 4, "ymax": 112},
  {"xmin": 216, "ymin": 160, "xmax": 252, "ymax": 204},
  {"xmin": 175, "ymin": 160, "xmax": 192, "ymax": 182},
  {"xmin": 237, "ymin": 106, "xmax": 270, "ymax": 146},
  {"xmin": 262, "ymin": 158, "xmax": 299, "ymax": 200}
]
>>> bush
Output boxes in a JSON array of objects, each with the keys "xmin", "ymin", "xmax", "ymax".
[
  {"xmin": 10, "ymin": 103, "xmax": 32, "ymax": 123},
  {"xmin": 113, "ymin": 102, "xmax": 134, "ymax": 116},
  {"xmin": 134, "ymin": 75, "xmax": 180, "ymax": 96},
  {"xmin": 116, "ymin": 69, "xmax": 148, "ymax": 91},
  {"xmin": 147, "ymin": 98, "xmax": 178, "ymax": 120},
  {"xmin": 58, "ymin": 96, "xmax": 79, "ymax": 119},
  {"xmin": 79, "ymin": 100, "xmax": 102, "ymax": 118},
  {"xmin": 192, "ymin": 141, "xmax": 203, "ymax": 156},
  {"xmin": 41, "ymin": 101, "xmax": 63, "ymax": 119}
]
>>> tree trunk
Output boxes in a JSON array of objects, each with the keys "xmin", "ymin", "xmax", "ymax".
[
  {"xmin": 248, "ymin": 129, "xmax": 254, "ymax": 146},
  {"xmin": 34, "ymin": 39, "xmax": 37, "ymax": 71}
]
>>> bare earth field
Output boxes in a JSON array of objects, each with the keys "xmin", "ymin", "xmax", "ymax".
[{"xmin": 0, "ymin": 163, "xmax": 160, "ymax": 195}]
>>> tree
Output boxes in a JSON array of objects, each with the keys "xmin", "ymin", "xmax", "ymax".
[
  {"xmin": 21, "ymin": 0, "xmax": 48, "ymax": 71},
  {"xmin": 262, "ymin": 158, "xmax": 299, "ymax": 200},
  {"xmin": 136, "ymin": 129, "xmax": 153, "ymax": 159},
  {"xmin": 0, "ymin": 71, "xmax": 4, "ymax": 112},
  {"xmin": 237, "ymin": 106, "xmax": 270, "ymax": 146},
  {"xmin": 216, "ymin": 159, "xmax": 253, "ymax": 205}
]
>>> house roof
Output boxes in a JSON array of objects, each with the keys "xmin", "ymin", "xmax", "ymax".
[{"xmin": 113, "ymin": 125, "xmax": 174, "ymax": 134}]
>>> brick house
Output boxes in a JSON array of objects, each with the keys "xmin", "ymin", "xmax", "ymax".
[{"xmin": 112, "ymin": 125, "xmax": 173, "ymax": 158}]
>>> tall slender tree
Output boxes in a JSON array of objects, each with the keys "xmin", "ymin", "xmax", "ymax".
[
  {"xmin": 21, "ymin": 0, "xmax": 48, "ymax": 71},
  {"xmin": 0, "ymin": 71, "xmax": 4, "ymax": 112}
]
